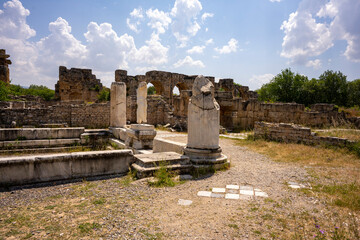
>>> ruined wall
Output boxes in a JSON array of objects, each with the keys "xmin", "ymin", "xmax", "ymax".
[
  {"xmin": 0, "ymin": 102, "xmax": 110, "ymax": 129},
  {"xmin": 228, "ymin": 101, "xmax": 346, "ymax": 130},
  {"xmin": 55, "ymin": 66, "xmax": 103, "ymax": 102},
  {"xmin": 254, "ymin": 122, "xmax": 355, "ymax": 147},
  {"xmin": 0, "ymin": 49, "xmax": 11, "ymax": 84}
]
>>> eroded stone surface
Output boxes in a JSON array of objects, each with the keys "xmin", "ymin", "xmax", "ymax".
[
  {"xmin": 110, "ymin": 82, "xmax": 126, "ymax": 127},
  {"xmin": 137, "ymin": 82, "xmax": 147, "ymax": 124}
]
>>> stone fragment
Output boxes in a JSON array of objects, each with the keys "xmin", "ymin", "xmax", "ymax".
[
  {"xmin": 197, "ymin": 191, "xmax": 212, "ymax": 197},
  {"xmin": 225, "ymin": 194, "xmax": 240, "ymax": 200},
  {"xmin": 226, "ymin": 185, "xmax": 240, "ymax": 190},
  {"xmin": 178, "ymin": 199, "xmax": 193, "ymax": 206},
  {"xmin": 212, "ymin": 187, "xmax": 226, "ymax": 193}
]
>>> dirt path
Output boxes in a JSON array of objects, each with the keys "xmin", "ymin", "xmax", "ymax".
[{"xmin": 0, "ymin": 131, "xmax": 357, "ymax": 239}]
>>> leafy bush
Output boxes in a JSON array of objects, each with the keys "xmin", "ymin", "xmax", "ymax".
[
  {"xmin": 0, "ymin": 83, "xmax": 55, "ymax": 101},
  {"xmin": 97, "ymin": 88, "xmax": 110, "ymax": 101}
]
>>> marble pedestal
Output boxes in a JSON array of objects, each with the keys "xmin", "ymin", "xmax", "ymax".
[
  {"xmin": 125, "ymin": 124, "xmax": 156, "ymax": 150},
  {"xmin": 184, "ymin": 147, "xmax": 229, "ymax": 170}
]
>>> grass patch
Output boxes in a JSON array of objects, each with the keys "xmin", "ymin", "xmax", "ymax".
[
  {"xmin": 93, "ymin": 198, "xmax": 106, "ymax": 205},
  {"xmin": 148, "ymin": 165, "xmax": 177, "ymax": 187},
  {"xmin": 78, "ymin": 222, "xmax": 101, "ymax": 234},
  {"xmin": 228, "ymin": 223, "xmax": 239, "ymax": 229},
  {"xmin": 314, "ymin": 129, "xmax": 360, "ymax": 141},
  {"xmin": 312, "ymin": 182, "xmax": 360, "ymax": 211}
]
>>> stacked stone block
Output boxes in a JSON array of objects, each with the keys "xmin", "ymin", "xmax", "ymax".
[{"xmin": 254, "ymin": 122, "xmax": 354, "ymax": 147}]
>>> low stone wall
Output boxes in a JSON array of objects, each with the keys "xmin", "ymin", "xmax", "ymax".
[
  {"xmin": 0, "ymin": 103, "xmax": 109, "ymax": 128},
  {"xmin": 231, "ymin": 101, "xmax": 345, "ymax": 130},
  {"xmin": 153, "ymin": 138, "xmax": 186, "ymax": 154},
  {"xmin": 0, "ymin": 150, "xmax": 134, "ymax": 187},
  {"xmin": 0, "ymin": 127, "xmax": 84, "ymax": 141},
  {"xmin": 254, "ymin": 122, "xmax": 355, "ymax": 147}
]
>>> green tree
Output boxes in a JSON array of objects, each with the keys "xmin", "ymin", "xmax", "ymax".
[
  {"xmin": 0, "ymin": 81, "xmax": 9, "ymax": 101},
  {"xmin": 318, "ymin": 70, "xmax": 348, "ymax": 106},
  {"xmin": 348, "ymin": 79, "xmax": 360, "ymax": 107},
  {"xmin": 97, "ymin": 88, "xmax": 110, "ymax": 102},
  {"xmin": 257, "ymin": 68, "xmax": 308, "ymax": 103},
  {"xmin": 147, "ymin": 86, "xmax": 156, "ymax": 95}
]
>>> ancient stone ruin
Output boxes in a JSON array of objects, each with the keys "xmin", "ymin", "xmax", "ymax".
[
  {"xmin": 110, "ymin": 82, "xmax": 126, "ymax": 128},
  {"xmin": 0, "ymin": 49, "xmax": 11, "ymax": 84},
  {"xmin": 55, "ymin": 66, "xmax": 103, "ymax": 102},
  {"xmin": 184, "ymin": 76, "xmax": 228, "ymax": 169}
]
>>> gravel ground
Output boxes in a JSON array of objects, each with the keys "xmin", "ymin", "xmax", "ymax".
[{"xmin": 0, "ymin": 131, "xmax": 358, "ymax": 239}]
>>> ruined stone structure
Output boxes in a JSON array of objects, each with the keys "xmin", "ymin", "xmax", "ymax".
[
  {"xmin": 254, "ymin": 122, "xmax": 355, "ymax": 148},
  {"xmin": 0, "ymin": 49, "xmax": 11, "ymax": 84},
  {"xmin": 184, "ymin": 75, "xmax": 228, "ymax": 169},
  {"xmin": 136, "ymin": 82, "xmax": 148, "ymax": 124},
  {"xmin": 55, "ymin": 66, "xmax": 103, "ymax": 102}
]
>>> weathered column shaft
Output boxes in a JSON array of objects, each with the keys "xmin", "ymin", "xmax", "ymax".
[{"xmin": 110, "ymin": 82, "xmax": 126, "ymax": 127}]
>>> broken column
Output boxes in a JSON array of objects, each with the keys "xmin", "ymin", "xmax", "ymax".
[
  {"xmin": 0, "ymin": 49, "xmax": 12, "ymax": 84},
  {"xmin": 110, "ymin": 82, "xmax": 126, "ymax": 127},
  {"xmin": 126, "ymin": 81, "xmax": 156, "ymax": 152},
  {"xmin": 184, "ymin": 75, "xmax": 228, "ymax": 169},
  {"xmin": 136, "ymin": 81, "xmax": 147, "ymax": 124}
]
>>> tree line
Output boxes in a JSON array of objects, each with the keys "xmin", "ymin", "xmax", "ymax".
[
  {"xmin": 0, "ymin": 82, "xmax": 55, "ymax": 101},
  {"xmin": 257, "ymin": 69, "xmax": 360, "ymax": 107}
]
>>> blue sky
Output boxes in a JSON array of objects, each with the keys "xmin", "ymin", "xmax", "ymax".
[{"xmin": 1, "ymin": 0, "xmax": 359, "ymax": 90}]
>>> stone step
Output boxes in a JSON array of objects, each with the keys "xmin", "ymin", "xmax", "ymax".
[
  {"xmin": 131, "ymin": 152, "xmax": 192, "ymax": 178},
  {"xmin": 1, "ymin": 138, "xmax": 81, "ymax": 149}
]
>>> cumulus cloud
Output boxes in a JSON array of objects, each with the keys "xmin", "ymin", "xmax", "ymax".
[
  {"xmin": 249, "ymin": 73, "xmax": 275, "ymax": 89},
  {"xmin": 201, "ymin": 12, "xmax": 213, "ymax": 22},
  {"xmin": 171, "ymin": 0, "xmax": 203, "ymax": 47},
  {"xmin": 205, "ymin": 38, "xmax": 214, "ymax": 45},
  {"xmin": 269, "ymin": 0, "xmax": 282, "ymax": 2},
  {"xmin": 215, "ymin": 38, "xmax": 239, "ymax": 54},
  {"xmin": 187, "ymin": 45, "xmax": 205, "ymax": 54},
  {"xmin": 131, "ymin": 33, "xmax": 169, "ymax": 65},
  {"xmin": 280, "ymin": 10, "xmax": 333, "ymax": 64},
  {"xmin": 173, "ymin": 55, "xmax": 205, "ymax": 68},
  {"xmin": 306, "ymin": 59, "xmax": 322, "ymax": 69},
  {"xmin": 146, "ymin": 8, "xmax": 171, "ymax": 34},
  {"xmin": 281, "ymin": 0, "xmax": 360, "ymax": 65},
  {"xmin": 127, "ymin": 7, "xmax": 144, "ymax": 33}
]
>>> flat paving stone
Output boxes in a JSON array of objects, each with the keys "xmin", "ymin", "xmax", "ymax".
[
  {"xmin": 225, "ymin": 193, "xmax": 240, "ymax": 200},
  {"xmin": 197, "ymin": 191, "xmax": 212, "ymax": 197},
  {"xmin": 255, "ymin": 191, "xmax": 268, "ymax": 198},
  {"xmin": 240, "ymin": 190, "xmax": 254, "ymax": 196},
  {"xmin": 226, "ymin": 185, "xmax": 239, "ymax": 190},
  {"xmin": 240, "ymin": 185, "xmax": 253, "ymax": 191},
  {"xmin": 178, "ymin": 199, "xmax": 193, "ymax": 206},
  {"xmin": 210, "ymin": 193, "xmax": 225, "ymax": 198},
  {"xmin": 212, "ymin": 188, "xmax": 226, "ymax": 193}
]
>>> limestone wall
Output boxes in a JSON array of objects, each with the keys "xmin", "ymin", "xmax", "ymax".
[
  {"xmin": 254, "ymin": 122, "xmax": 354, "ymax": 147},
  {"xmin": 0, "ymin": 103, "xmax": 110, "ymax": 128},
  {"xmin": 55, "ymin": 66, "xmax": 103, "ymax": 102},
  {"xmin": 228, "ymin": 101, "xmax": 345, "ymax": 130}
]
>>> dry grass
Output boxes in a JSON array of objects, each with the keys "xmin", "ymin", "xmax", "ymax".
[
  {"xmin": 314, "ymin": 129, "xmax": 360, "ymax": 141},
  {"xmin": 236, "ymin": 136, "xmax": 360, "ymax": 212}
]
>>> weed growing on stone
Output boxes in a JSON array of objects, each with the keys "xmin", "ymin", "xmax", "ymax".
[{"xmin": 148, "ymin": 165, "xmax": 177, "ymax": 187}]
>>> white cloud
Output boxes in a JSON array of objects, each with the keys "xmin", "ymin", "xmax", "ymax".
[
  {"xmin": 215, "ymin": 38, "xmax": 239, "ymax": 54},
  {"xmin": 201, "ymin": 12, "xmax": 214, "ymax": 22},
  {"xmin": 0, "ymin": 0, "xmax": 35, "ymax": 39},
  {"xmin": 146, "ymin": 8, "xmax": 171, "ymax": 34},
  {"xmin": 269, "ymin": 0, "xmax": 282, "ymax": 2},
  {"xmin": 173, "ymin": 55, "xmax": 205, "ymax": 68},
  {"xmin": 131, "ymin": 33, "xmax": 169, "ymax": 65},
  {"xmin": 187, "ymin": 45, "xmax": 205, "ymax": 54},
  {"xmin": 171, "ymin": 0, "xmax": 203, "ymax": 47},
  {"xmin": 306, "ymin": 59, "xmax": 322, "ymax": 69},
  {"xmin": 280, "ymin": 10, "xmax": 333, "ymax": 64},
  {"xmin": 281, "ymin": 0, "xmax": 360, "ymax": 64},
  {"xmin": 205, "ymin": 38, "xmax": 214, "ymax": 45},
  {"xmin": 130, "ymin": 7, "xmax": 144, "ymax": 19},
  {"xmin": 84, "ymin": 22, "xmax": 135, "ymax": 71},
  {"xmin": 249, "ymin": 73, "xmax": 275, "ymax": 89},
  {"xmin": 127, "ymin": 7, "xmax": 144, "ymax": 33}
]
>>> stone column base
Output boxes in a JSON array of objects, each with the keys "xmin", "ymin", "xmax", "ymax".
[
  {"xmin": 125, "ymin": 124, "xmax": 156, "ymax": 150},
  {"xmin": 183, "ymin": 147, "xmax": 229, "ymax": 170}
]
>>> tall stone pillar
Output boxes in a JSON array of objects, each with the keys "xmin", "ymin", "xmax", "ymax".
[
  {"xmin": 136, "ymin": 81, "xmax": 147, "ymax": 124},
  {"xmin": 0, "ymin": 49, "xmax": 12, "ymax": 84},
  {"xmin": 110, "ymin": 82, "xmax": 126, "ymax": 127},
  {"xmin": 184, "ymin": 75, "xmax": 228, "ymax": 169}
]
